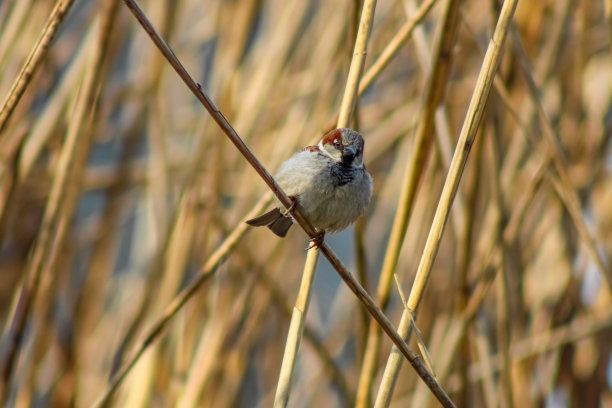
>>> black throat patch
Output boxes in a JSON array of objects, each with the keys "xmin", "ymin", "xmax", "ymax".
[{"xmin": 329, "ymin": 162, "xmax": 355, "ymax": 186}]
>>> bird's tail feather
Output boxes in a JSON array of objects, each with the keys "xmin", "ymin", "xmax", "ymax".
[{"xmin": 246, "ymin": 208, "xmax": 293, "ymax": 237}]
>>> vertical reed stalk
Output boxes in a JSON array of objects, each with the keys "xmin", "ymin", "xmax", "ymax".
[{"xmin": 274, "ymin": 1, "xmax": 378, "ymax": 406}]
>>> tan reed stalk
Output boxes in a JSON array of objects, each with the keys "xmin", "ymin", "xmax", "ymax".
[
  {"xmin": 356, "ymin": 1, "xmax": 463, "ymax": 406},
  {"xmin": 205, "ymin": 284, "xmax": 275, "ymax": 407},
  {"xmin": 122, "ymin": 202, "xmax": 194, "ymax": 408},
  {"xmin": 146, "ymin": 84, "xmax": 170, "ymax": 237},
  {"xmin": 116, "ymin": 1, "xmax": 456, "ymax": 406},
  {"xmin": 0, "ymin": 0, "xmax": 76, "ymax": 135},
  {"xmin": 0, "ymin": 1, "xmax": 118, "ymax": 401},
  {"xmin": 373, "ymin": 0, "xmax": 520, "ymax": 406},
  {"xmin": 29, "ymin": 0, "xmax": 122, "ymax": 387},
  {"xmin": 274, "ymin": 1, "xmax": 378, "ymax": 406}
]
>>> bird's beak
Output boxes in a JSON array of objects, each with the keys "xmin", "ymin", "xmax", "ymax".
[{"xmin": 342, "ymin": 145, "xmax": 357, "ymax": 164}]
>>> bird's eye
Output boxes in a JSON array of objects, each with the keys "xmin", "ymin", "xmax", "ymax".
[{"xmin": 333, "ymin": 140, "xmax": 341, "ymax": 146}]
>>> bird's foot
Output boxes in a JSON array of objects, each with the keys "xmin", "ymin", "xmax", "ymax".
[{"xmin": 307, "ymin": 230, "xmax": 325, "ymax": 250}]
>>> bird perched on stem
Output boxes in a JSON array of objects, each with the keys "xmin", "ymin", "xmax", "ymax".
[{"xmin": 246, "ymin": 128, "xmax": 373, "ymax": 246}]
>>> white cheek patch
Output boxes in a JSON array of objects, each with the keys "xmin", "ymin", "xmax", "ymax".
[{"xmin": 318, "ymin": 141, "xmax": 338, "ymax": 160}]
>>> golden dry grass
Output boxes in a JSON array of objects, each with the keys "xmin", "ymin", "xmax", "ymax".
[{"xmin": 0, "ymin": 0, "xmax": 611, "ymax": 407}]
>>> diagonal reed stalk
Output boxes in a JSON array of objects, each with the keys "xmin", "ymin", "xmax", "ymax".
[
  {"xmin": 0, "ymin": 0, "xmax": 76, "ymax": 136},
  {"xmin": 372, "ymin": 0, "xmax": 520, "ymax": 406},
  {"xmin": 91, "ymin": 1, "xmax": 458, "ymax": 407}
]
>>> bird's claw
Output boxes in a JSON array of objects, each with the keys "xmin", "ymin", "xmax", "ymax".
[
  {"xmin": 306, "ymin": 230, "xmax": 325, "ymax": 250},
  {"xmin": 282, "ymin": 196, "xmax": 298, "ymax": 216}
]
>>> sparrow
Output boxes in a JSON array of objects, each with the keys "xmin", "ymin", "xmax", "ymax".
[{"xmin": 246, "ymin": 128, "xmax": 373, "ymax": 243}]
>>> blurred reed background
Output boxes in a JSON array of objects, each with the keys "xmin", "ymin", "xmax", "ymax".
[{"xmin": 0, "ymin": 0, "xmax": 611, "ymax": 407}]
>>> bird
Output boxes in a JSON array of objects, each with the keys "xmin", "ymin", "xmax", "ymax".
[{"xmin": 246, "ymin": 128, "xmax": 373, "ymax": 245}]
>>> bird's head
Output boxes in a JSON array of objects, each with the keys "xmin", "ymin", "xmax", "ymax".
[{"xmin": 318, "ymin": 128, "xmax": 365, "ymax": 168}]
